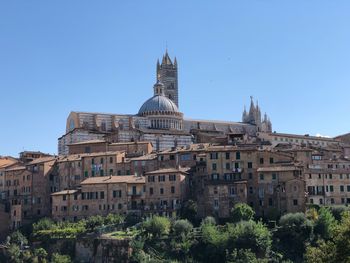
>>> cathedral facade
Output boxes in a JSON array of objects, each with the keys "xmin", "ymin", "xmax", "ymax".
[{"xmin": 58, "ymin": 51, "xmax": 272, "ymax": 155}]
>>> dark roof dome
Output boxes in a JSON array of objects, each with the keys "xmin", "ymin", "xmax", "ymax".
[{"xmin": 138, "ymin": 95, "xmax": 179, "ymax": 115}]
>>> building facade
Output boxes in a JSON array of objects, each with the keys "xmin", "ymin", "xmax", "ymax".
[{"xmin": 58, "ymin": 51, "xmax": 271, "ymax": 155}]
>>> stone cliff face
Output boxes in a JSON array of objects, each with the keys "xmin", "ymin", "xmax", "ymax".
[{"xmin": 75, "ymin": 236, "xmax": 132, "ymax": 263}]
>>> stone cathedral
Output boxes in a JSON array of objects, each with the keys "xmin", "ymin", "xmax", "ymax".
[
  {"xmin": 157, "ymin": 50, "xmax": 179, "ymax": 107},
  {"xmin": 58, "ymin": 51, "xmax": 272, "ymax": 155}
]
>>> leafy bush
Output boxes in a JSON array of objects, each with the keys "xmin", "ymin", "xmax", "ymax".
[
  {"xmin": 125, "ymin": 212, "xmax": 142, "ymax": 228},
  {"xmin": 51, "ymin": 253, "xmax": 72, "ymax": 263},
  {"xmin": 143, "ymin": 216, "xmax": 171, "ymax": 238},
  {"xmin": 314, "ymin": 207, "xmax": 336, "ymax": 240},
  {"xmin": 329, "ymin": 206, "xmax": 350, "ymax": 221},
  {"xmin": 8, "ymin": 231, "xmax": 28, "ymax": 246},
  {"xmin": 227, "ymin": 220, "xmax": 272, "ymax": 258},
  {"xmin": 201, "ymin": 216, "xmax": 216, "ymax": 226},
  {"xmin": 85, "ymin": 215, "xmax": 104, "ymax": 231},
  {"xmin": 230, "ymin": 203, "xmax": 255, "ymax": 223},
  {"xmin": 180, "ymin": 200, "xmax": 198, "ymax": 224},
  {"xmin": 104, "ymin": 213, "xmax": 124, "ymax": 225},
  {"xmin": 172, "ymin": 219, "xmax": 193, "ymax": 238},
  {"xmin": 33, "ymin": 218, "xmax": 56, "ymax": 232},
  {"xmin": 275, "ymin": 212, "xmax": 313, "ymax": 261}
]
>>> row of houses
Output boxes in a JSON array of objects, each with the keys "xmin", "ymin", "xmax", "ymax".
[{"xmin": 1, "ymin": 137, "xmax": 350, "ymax": 233}]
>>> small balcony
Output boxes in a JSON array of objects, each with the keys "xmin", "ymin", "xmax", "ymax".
[
  {"xmin": 128, "ymin": 191, "xmax": 143, "ymax": 197},
  {"xmin": 232, "ymin": 168, "xmax": 243, "ymax": 173}
]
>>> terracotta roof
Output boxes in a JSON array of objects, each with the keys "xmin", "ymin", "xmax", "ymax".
[
  {"xmin": 68, "ymin": 140, "xmax": 106, "ymax": 146},
  {"xmin": 110, "ymin": 141, "xmax": 151, "ymax": 146},
  {"xmin": 72, "ymin": 111, "xmax": 132, "ymax": 117},
  {"xmin": 4, "ymin": 165, "xmax": 26, "ymax": 172},
  {"xmin": 184, "ymin": 118, "xmax": 251, "ymax": 126},
  {"xmin": 159, "ymin": 143, "xmax": 211, "ymax": 154},
  {"xmin": 80, "ymin": 175, "xmax": 145, "ymax": 185},
  {"xmin": 0, "ymin": 157, "xmax": 18, "ymax": 169},
  {"xmin": 269, "ymin": 132, "xmax": 338, "ymax": 142},
  {"xmin": 28, "ymin": 157, "xmax": 57, "ymax": 165},
  {"xmin": 58, "ymin": 151, "xmax": 125, "ymax": 162},
  {"xmin": 51, "ymin": 190, "xmax": 78, "ymax": 196},
  {"xmin": 257, "ymin": 166, "xmax": 300, "ymax": 172},
  {"xmin": 145, "ymin": 167, "xmax": 190, "ymax": 175},
  {"xmin": 20, "ymin": 151, "xmax": 51, "ymax": 155},
  {"xmin": 58, "ymin": 154, "xmax": 83, "ymax": 162},
  {"xmin": 128, "ymin": 154, "xmax": 157, "ymax": 161}
]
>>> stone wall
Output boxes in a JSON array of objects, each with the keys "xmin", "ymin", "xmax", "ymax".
[{"xmin": 75, "ymin": 236, "xmax": 132, "ymax": 263}]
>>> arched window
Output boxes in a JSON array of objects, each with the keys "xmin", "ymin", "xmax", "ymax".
[
  {"xmin": 101, "ymin": 121, "xmax": 106, "ymax": 131},
  {"xmin": 69, "ymin": 119, "xmax": 75, "ymax": 131}
]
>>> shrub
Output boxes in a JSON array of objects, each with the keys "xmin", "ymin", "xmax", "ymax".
[
  {"xmin": 201, "ymin": 216, "xmax": 216, "ymax": 226},
  {"xmin": 143, "ymin": 216, "xmax": 171, "ymax": 238},
  {"xmin": 230, "ymin": 203, "xmax": 255, "ymax": 223},
  {"xmin": 172, "ymin": 219, "xmax": 193, "ymax": 238}
]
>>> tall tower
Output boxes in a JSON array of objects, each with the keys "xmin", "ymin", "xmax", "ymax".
[{"xmin": 156, "ymin": 50, "xmax": 179, "ymax": 107}]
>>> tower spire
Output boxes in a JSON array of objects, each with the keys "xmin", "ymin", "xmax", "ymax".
[{"xmin": 157, "ymin": 50, "xmax": 179, "ymax": 107}]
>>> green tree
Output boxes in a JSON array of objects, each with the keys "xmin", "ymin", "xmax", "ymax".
[
  {"xmin": 9, "ymin": 230, "xmax": 28, "ymax": 247},
  {"xmin": 314, "ymin": 207, "xmax": 336, "ymax": 240},
  {"xmin": 227, "ymin": 220, "xmax": 272, "ymax": 258},
  {"xmin": 172, "ymin": 219, "xmax": 193, "ymax": 238},
  {"xmin": 305, "ymin": 240, "xmax": 337, "ymax": 263},
  {"xmin": 181, "ymin": 200, "xmax": 198, "ymax": 224},
  {"xmin": 143, "ymin": 216, "xmax": 171, "ymax": 238},
  {"xmin": 85, "ymin": 215, "xmax": 104, "ymax": 231},
  {"xmin": 275, "ymin": 213, "xmax": 313, "ymax": 262},
  {"xmin": 34, "ymin": 248, "xmax": 48, "ymax": 263},
  {"xmin": 329, "ymin": 206, "xmax": 350, "ymax": 221},
  {"xmin": 104, "ymin": 213, "xmax": 124, "ymax": 225},
  {"xmin": 199, "ymin": 223, "xmax": 228, "ymax": 263},
  {"xmin": 230, "ymin": 203, "xmax": 255, "ymax": 223},
  {"xmin": 201, "ymin": 216, "xmax": 216, "ymax": 226},
  {"xmin": 331, "ymin": 211, "xmax": 350, "ymax": 262},
  {"xmin": 51, "ymin": 253, "xmax": 72, "ymax": 263},
  {"xmin": 33, "ymin": 218, "xmax": 56, "ymax": 232},
  {"xmin": 125, "ymin": 212, "xmax": 142, "ymax": 228},
  {"xmin": 7, "ymin": 244, "xmax": 21, "ymax": 263},
  {"xmin": 227, "ymin": 249, "xmax": 268, "ymax": 263}
]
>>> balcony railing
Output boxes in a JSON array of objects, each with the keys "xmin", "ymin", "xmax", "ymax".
[{"xmin": 128, "ymin": 191, "xmax": 143, "ymax": 197}]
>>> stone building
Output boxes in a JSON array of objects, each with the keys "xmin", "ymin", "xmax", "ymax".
[
  {"xmin": 242, "ymin": 97, "xmax": 272, "ymax": 133},
  {"xmin": 58, "ymin": 51, "xmax": 270, "ymax": 155},
  {"xmin": 188, "ymin": 144, "xmax": 306, "ymax": 218},
  {"xmin": 144, "ymin": 168, "xmax": 189, "ymax": 217},
  {"xmin": 257, "ymin": 132, "xmax": 340, "ymax": 148},
  {"xmin": 51, "ymin": 175, "xmax": 145, "ymax": 221},
  {"xmin": 3, "ymin": 157, "xmax": 57, "ymax": 229},
  {"xmin": 305, "ymin": 147, "xmax": 350, "ymax": 206},
  {"xmin": 157, "ymin": 50, "xmax": 179, "ymax": 107},
  {"xmin": 0, "ymin": 157, "xmax": 19, "ymax": 199},
  {"xmin": 67, "ymin": 140, "xmax": 152, "ymax": 156}
]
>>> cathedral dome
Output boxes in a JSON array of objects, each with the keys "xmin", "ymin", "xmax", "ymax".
[{"xmin": 138, "ymin": 95, "xmax": 179, "ymax": 115}]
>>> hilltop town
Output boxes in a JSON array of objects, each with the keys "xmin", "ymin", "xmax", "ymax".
[{"xmin": 1, "ymin": 52, "xmax": 350, "ymax": 262}]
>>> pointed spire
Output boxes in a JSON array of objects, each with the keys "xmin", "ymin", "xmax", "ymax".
[
  {"xmin": 242, "ymin": 105, "xmax": 248, "ymax": 122},
  {"xmin": 174, "ymin": 57, "xmax": 177, "ymax": 67},
  {"xmin": 249, "ymin": 96, "xmax": 255, "ymax": 115},
  {"xmin": 162, "ymin": 49, "xmax": 173, "ymax": 65}
]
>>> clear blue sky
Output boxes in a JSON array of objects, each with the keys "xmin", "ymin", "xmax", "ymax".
[{"xmin": 1, "ymin": 1, "xmax": 349, "ymax": 157}]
